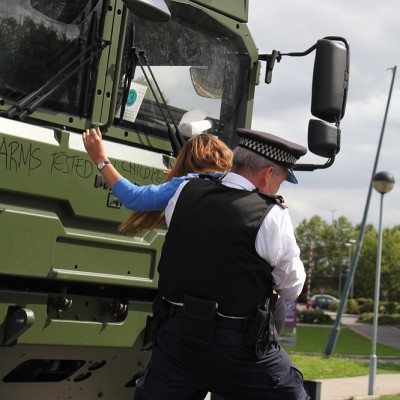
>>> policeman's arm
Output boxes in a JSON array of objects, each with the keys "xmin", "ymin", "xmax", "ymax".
[
  {"xmin": 256, "ymin": 207, "xmax": 306, "ymax": 301},
  {"xmin": 82, "ymin": 127, "xmax": 122, "ymax": 188}
]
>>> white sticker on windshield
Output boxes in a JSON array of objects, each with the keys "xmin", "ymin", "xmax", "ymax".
[{"xmin": 119, "ymin": 82, "xmax": 147, "ymax": 123}]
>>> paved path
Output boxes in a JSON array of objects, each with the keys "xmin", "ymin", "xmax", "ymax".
[
  {"xmin": 317, "ymin": 373, "xmax": 400, "ymax": 400},
  {"xmin": 206, "ymin": 374, "xmax": 400, "ymax": 400},
  {"xmin": 309, "ymin": 313, "xmax": 400, "ymax": 399},
  {"xmin": 206, "ymin": 376, "xmax": 400, "ymax": 400}
]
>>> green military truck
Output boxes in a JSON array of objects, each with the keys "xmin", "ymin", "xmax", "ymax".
[{"xmin": 0, "ymin": 1, "xmax": 349, "ymax": 398}]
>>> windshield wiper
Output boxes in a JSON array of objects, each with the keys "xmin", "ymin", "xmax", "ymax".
[
  {"xmin": 119, "ymin": 23, "xmax": 184, "ymax": 157},
  {"xmin": 81, "ymin": 11, "xmax": 100, "ymax": 118}
]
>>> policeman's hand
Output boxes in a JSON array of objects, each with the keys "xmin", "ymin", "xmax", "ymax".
[{"xmin": 82, "ymin": 127, "xmax": 108, "ymax": 165}]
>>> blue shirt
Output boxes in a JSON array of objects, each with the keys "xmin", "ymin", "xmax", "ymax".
[{"xmin": 112, "ymin": 174, "xmax": 197, "ymax": 211}]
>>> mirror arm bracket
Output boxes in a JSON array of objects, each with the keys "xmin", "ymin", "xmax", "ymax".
[
  {"xmin": 258, "ymin": 50, "xmax": 281, "ymax": 84},
  {"xmin": 294, "ymin": 155, "xmax": 336, "ymax": 172},
  {"xmin": 258, "ymin": 36, "xmax": 348, "ymax": 84}
]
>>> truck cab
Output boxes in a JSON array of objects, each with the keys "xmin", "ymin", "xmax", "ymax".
[{"xmin": 0, "ymin": 1, "xmax": 348, "ymax": 398}]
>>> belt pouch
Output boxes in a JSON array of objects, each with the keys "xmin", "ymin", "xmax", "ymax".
[
  {"xmin": 244, "ymin": 308, "xmax": 268, "ymax": 349},
  {"xmin": 179, "ymin": 295, "xmax": 217, "ymax": 348},
  {"xmin": 254, "ymin": 310, "xmax": 278, "ymax": 359}
]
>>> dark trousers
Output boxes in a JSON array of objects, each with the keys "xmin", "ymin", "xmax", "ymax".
[{"xmin": 134, "ymin": 317, "xmax": 309, "ymax": 400}]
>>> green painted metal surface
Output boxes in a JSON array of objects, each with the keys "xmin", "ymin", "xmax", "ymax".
[
  {"xmin": 189, "ymin": 0, "xmax": 249, "ymax": 22},
  {"xmin": 0, "ymin": 1, "xmax": 349, "ymax": 397},
  {"xmin": 0, "ymin": 0, "xmax": 257, "ymax": 397}
]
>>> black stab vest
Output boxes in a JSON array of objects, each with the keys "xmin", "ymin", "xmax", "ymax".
[{"xmin": 158, "ymin": 178, "xmax": 282, "ymax": 316}]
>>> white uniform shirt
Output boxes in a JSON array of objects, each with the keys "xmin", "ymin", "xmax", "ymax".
[{"xmin": 165, "ymin": 172, "xmax": 306, "ymax": 302}]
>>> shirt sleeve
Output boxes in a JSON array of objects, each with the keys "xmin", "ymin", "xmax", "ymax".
[
  {"xmin": 112, "ymin": 175, "xmax": 195, "ymax": 211},
  {"xmin": 255, "ymin": 206, "xmax": 306, "ymax": 301}
]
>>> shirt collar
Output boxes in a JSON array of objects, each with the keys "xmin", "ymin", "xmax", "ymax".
[{"xmin": 221, "ymin": 172, "xmax": 256, "ymax": 191}]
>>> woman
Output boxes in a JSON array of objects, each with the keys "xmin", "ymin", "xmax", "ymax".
[{"xmin": 82, "ymin": 128, "xmax": 233, "ymax": 235}]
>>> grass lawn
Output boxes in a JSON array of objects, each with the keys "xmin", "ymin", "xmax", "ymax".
[
  {"xmin": 290, "ymin": 354, "xmax": 400, "ymax": 380},
  {"xmin": 281, "ymin": 325, "xmax": 400, "ymax": 380},
  {"xmin": 283, "ymin": 324, "xmax": 400, "ymax": 356}
]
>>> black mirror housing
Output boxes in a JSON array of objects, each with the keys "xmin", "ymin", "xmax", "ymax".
[
  {"xmin": 308, "ymin": 119, "xmax": 340, "ymax": 158},
  {"xmin": 311, "ymin": 38, "xmax": 349, "ymax": 123}
]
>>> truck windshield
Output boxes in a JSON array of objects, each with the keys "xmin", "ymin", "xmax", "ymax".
[
  {"xmin": 116, "ymin": 5, "xmax": 251, "ymax": 147},
  {"xmin": 0, "ymin": 0, "xmax": 102, "ymax": 116}
]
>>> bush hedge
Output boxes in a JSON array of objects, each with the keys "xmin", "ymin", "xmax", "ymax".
[
  {"xmin": 357, "ymin": 312, "xmax": 400, "ymax": 326},
  {"xmin": 297, "ymin": 310, "xmax": 333, "ymax": 325},
  {"xmin": 339, "ymin": 298, "xmax": 400, "ymax": 316},
  {"xmin": 346, "ymin": 298, "xmax": 359, "ymax": 314}
]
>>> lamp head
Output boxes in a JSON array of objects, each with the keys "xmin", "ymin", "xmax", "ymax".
[{"xmin": 372, "ymin": 171, "xmax": 395, "ymax": 194}]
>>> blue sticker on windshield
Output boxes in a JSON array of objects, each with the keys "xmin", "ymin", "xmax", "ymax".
[{"xmin": 127, "ymin": 89, "xmax": 137, "ymax": 106}]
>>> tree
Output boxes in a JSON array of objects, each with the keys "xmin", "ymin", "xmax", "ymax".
[
  {"xmin": 381, "ymin": 226, "xmax": 400, "ymax": 300},
  {"xmin": 295, "ymin": 217, "xmax": 400, "ymax": 302},
  {"xmin": 353, "ymin": 224, "xmax": 377, "ymax": 298},
  {"xmin": 296, "ymin": 216, "xmax": 358, "ymax": 297},
  {"xmin": 356, "ymin": 224, "xmax": 400, "ymax": 300}
]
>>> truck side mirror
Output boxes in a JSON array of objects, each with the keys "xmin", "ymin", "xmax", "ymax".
[
  {"xmin": 311, "ymin": 38, "xmax": 349, "ymax": 123},
  {"xmin": 308, "ymin": 119, "xmax": 340, "ymax": 158},
  {"xmin": 258, "ymin": 37, "xmax": 350, "ymax": 171}
]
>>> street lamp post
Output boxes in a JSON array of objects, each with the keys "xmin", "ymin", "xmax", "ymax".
[
  {"xmin": 338, "ymin": 254, "xmax": 346, "ymax": 298},
  {"xmin": 338, "ymin": 227, "xmax": 350, "ymax": 299},
  {"xmin": 306, "ymin": 240, "xmax": 314, "ymax": 311},
  {"xmin": 368, "ymin": 171, "xmax": 395, "ymax": 396},
  {"xmin": 345, "ymin": 240, "xmax": 357, "ymax": 298}
]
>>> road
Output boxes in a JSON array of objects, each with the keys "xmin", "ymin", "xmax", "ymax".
[{"xmin": 329, "ymin": 311, "xmax": 400, "ymax": 350}]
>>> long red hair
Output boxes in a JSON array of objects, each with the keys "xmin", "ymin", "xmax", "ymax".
[{"xmin": 119, "ymin": 133, "xmax": 233, "ymax": 236}]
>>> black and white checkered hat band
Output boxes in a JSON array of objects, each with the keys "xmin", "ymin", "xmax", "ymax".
[{"xmin": 239, "ymin": 137, "xmax": 297, "ymax": 167}]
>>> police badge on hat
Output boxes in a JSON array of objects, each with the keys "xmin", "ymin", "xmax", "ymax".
[{"xmin": 236, "ymin": 129, "xmax": 307, "ymax": 184}]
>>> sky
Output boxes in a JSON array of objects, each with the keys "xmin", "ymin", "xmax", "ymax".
[{"xmin": 247, "ymin": 0, "xmax": 400, "ymax": 230}]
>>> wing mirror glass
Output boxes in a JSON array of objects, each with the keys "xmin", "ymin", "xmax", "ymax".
[{"xmin": 311, "ymin": 38, "xmax": 349, "ymax": 123}]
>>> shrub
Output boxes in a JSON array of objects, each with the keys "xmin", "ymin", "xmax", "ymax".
[
  {"xmin": 297, "ymin": 310, "xmax": 333, "ymax": 325},
  {"xmin": 381, "ymin": 301, "xmax": 399, "ymax": 314},
  {"xmin": 378, "ymin": 314, "xmax": 400, "ymax": 326},
  {"xmin": 346, "ymin": 299, "xmax": 359, "ymax": 314},
  {"xmin": 328, "ymin": 301, "xmax": 339, "ymax": 312},
  {"xmin": 357, "ymin": 312, "xmax": 373, "ymax": 323},
  {"xmin": 356, "ymin": 297, "xmax": 371, "ymax": 306},
  {"xmin": 357, "ymin": 313, "xmax": 400, "ymax": 327},
  {"xmin": 358, "ymin": 299, "xmax": 374, "ymax": 313}
]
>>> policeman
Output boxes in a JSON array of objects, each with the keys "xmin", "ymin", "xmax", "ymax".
[{"xmin": 134, "ymin": 129, "xmax": 309, "ymax": 400}]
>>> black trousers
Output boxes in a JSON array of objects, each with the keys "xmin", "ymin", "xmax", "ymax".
[{"xmin": 134, "ymin": 316, "xmax": 309, "ymax": 400}]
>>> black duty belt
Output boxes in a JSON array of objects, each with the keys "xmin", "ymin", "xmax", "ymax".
[{"xmin": 168, "ymin": 303, "xmax": 247, "ymax": 330}]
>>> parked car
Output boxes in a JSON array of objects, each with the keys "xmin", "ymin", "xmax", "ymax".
[{"xmin": 310, "ymin": 294, "xmax": 339, "ymax": 310}]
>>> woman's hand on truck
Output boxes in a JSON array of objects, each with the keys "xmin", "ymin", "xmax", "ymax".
[{"xmin": 82, "ymin": 127, "xmax": 122, "ymax": 188}]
